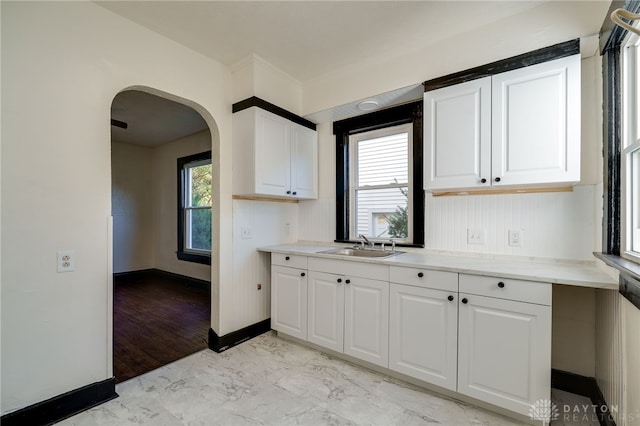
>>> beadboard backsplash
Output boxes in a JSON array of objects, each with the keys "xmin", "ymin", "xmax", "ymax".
[{"xmin": 298, "ymin": 184, "xmax": 599, "ymax": 261}]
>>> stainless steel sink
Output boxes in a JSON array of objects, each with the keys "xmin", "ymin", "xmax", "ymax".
[{"xmin": 318, "ymin": 248, "xmax": 403, "ymax": 258}]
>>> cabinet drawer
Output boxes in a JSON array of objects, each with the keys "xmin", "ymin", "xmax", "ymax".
[
  {"xmin": 459, "ymin": 274, "xmax": 551, "ymax": 306},
  {"xmin": 308, "ymin": 257, "xmax": 388, "ymax": 281},
  {"xmin": 389, "ymin": 266, "xmax": 457, "ymax": 292},
  {"xmin": 272, "ymin": 253, "xmax": 307, "ymax": 269}
]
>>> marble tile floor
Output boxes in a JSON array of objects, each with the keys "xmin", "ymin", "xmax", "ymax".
[{"xmin": 61, "ymin": 332, "xmax": 591, "ymax": 426}]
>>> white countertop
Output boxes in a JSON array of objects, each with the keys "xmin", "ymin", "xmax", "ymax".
[{"xmin": 259, "ymin": 242, "xmax": 618, "ymax": 290}]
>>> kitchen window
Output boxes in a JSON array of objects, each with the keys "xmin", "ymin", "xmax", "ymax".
[
  {"xmin": 177, "ymin": 151, "xmax": 212, "ymax": 264},
  {"xmin": 334, "ymin": 101, "xmax": 424, "ymax": 246},
  {"xmin": 622, "ymin": 31, "xmax": 640, "ymax": 259}
]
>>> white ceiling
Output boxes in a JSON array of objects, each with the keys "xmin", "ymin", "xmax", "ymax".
[
  {"xmin": 111, "ymin": 90, "xmax": 208, "ymax": 146},
  {"xmin": 101, "ymin": 1, "xmax": 612, "ymax": 145},
  {"xmin": 97, "ymin": 1, "xmax": 548, "ymax": 83}
]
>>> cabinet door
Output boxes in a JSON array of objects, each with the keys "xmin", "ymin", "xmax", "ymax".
[
  {"xmin": 290, "ymin": 124, "xmax": 318, "ymax": 199},
  {"xmin": 389, "ymin": 284, "xmax": 457, "ymax": 391},
  {"xmin": 271, "ymin": 265, "xmax": 307, "ymax": 340},
  {"xmin": 344, "ymin": 277, "xmax": 389, "ymax": 367},
  {"xmin": 255, "ymin": 109, "xmax": 291, "ymax": 196},
  {"xmin": 458, "ymin": 293, "xmax": 551, "ymax": 416},
  {"xmin": 491, "ymin": 55, "xmax": 580, "ymax": 186},
  {"xmin": 307, "ymin": 271, "xmax": 344, "ymax": 352},
  {"xmin": 424, "ymin": 77, "xmax": 491, "ymax": 190}
]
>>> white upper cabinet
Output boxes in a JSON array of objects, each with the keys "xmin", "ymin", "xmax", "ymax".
[
  {"xmin": 233, "ymin": 105, "xmax": 318, "ymax": 199},
  {"xmin": 424, "ymin": 54, "xmax": 581, "ymax": 191},
  {"xmin": 424, "ymin": 77, "xmax": 491, "ymax": 190}
]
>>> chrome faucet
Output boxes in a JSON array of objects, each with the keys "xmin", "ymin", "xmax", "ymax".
[
  {"xmin": 389, "ymin": 238, "xmax": 396, "ymax": 253},
  {"xmin": 358, "ymin": 234, "xmax": 374, "ymax": 249}
]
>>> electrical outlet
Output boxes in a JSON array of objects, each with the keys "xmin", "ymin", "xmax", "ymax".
[
  {"xmin": 57, "ymin": 250, "xmax": 75, "ymax": 272},
  {"xmin": 509, "ymin": 229, "xmax": 522, "ymax": 247},
  {"xmin": 240, "ymin": 226, "xmax": 253, "ymax": 239},
  {"xmin": 467, "ymin": 228, "xmax": 485, "ymax": 245}
]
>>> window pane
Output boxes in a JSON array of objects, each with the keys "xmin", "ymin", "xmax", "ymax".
[
  {"xmin": 188, "ymin": 163, "xmax": 212, "ymax": 207},
  {"xmin": 186, "ymin": 208, "xmax": 212, "ymax": 251},
  {"xmin": 354, "ymin": 187, "xmax": 408, "ymax": 239},
  {"xmin": 632, "ymin": 148, "xmax": 640, "ymax": 253},
  {"xmin": 357, "ymin": 132, "xmax": 408, "ymax": 187}
]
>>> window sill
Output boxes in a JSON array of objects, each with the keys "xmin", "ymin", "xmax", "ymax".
[
  {"xmin": 593, "ymin": 252, "xmax": 640, "ymax": 310},
  {"xmin": 177, "ymin": 251, "xmax": 211, "ymax": 265}
]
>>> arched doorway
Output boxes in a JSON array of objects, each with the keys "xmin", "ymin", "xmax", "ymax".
[{"xmin": 110, "ymin": 87, "xmax": 218, "ymax": 382}]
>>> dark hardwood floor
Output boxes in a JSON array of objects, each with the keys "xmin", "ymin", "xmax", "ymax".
[{"xmin": 113, "ymin": 270, "xmax": 211, "ymax": 383}]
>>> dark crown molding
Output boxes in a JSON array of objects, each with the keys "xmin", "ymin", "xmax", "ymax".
[
  {"xmin": 232, "ymin": 96, "xmax": 316, "ymax": 131},
  {"xmin": 423, "ymin": 39, "xmax": 579, "ymax": 92}
]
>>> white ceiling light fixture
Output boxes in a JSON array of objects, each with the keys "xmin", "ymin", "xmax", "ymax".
[{"xmin": 357, "ymin": 99, "xmax": 379, "ymax": 111}]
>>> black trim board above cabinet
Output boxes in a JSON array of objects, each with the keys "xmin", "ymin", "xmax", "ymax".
[
  {"xmin": 208, "ymin": 319, "xmax": 271, "ymax": 352},
  {"xmin": 423, "ymin": 39, "xmax": 580, "ymax": 91},
  {"xmin": 232, "ymin": 97, "xmax": 316, "ymax": 131},
  {"xmin": 0, "ymin": 378, "xmax": 117, "ymax": 426}
]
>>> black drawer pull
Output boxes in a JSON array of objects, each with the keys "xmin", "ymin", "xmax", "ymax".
[
  {"xmin": 498, "ymin": 282, "xmax": 505, "ymax": 288},
  {"xmin": 480, "ymin": 178, "xmax": 487, "ymax": 183},
  {"xmin": 337, "ymin": 278, "xmax": 342, "ymax": 283},
  {"xmin": 345, "ymin": 279, "xmax": 351, "ymax": 284},
  {"xmin": 285, "ymin": 256, "xmax": 290, "ymax": 261},
  {"xmin": 286, "ymin": 190, "xmax": 291, "ymax": 194},
  {"xmin": 461, "ymin": 298, "xmax": 468, "ymax": 304},
  {"xmin": 300, "ymin": 272, "xmax": 305, "ymax": 277},
  {"xmin": 417, "ymin": 272, "xmax": 424, "ymax": 278},
  {"xmin": 447, "ymin": 295, "xmax": 454, "ymax": 302},
  {"xmin": 494, "ymin": 177, "xmax": 501, "ymax": 182}
]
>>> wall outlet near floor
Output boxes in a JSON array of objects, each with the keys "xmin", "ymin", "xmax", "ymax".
[
  {"xmin": 508, "ymin": 230, "xmax": 522, "ymax": 247},
  {"xmin": 240, "ymin": 226, "xmax": 253, "ymax": 239},
  {"xmin": 57, "ymin": 250, "xmax": 75, "ymax": 272},
  {"xmin": 467, "ymin": 228, "xmax": 485, "ymax": 245}
]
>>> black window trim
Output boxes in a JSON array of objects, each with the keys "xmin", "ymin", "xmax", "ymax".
[
  {"xmin": 177, "ymin": 150, "xmax": 212, "ymax": 265},
  {"xmin": 333, "ymin": 100, "xmax": 425, "ymax": 247},
  {"xmin": 597, "ymin": 0, "xmax": 640, "ymax": 309}
]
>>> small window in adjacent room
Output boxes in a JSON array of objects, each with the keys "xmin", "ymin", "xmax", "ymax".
[
  {"xmin": 177, "ymin": 151, "xmax": 212, "ymax": 264},
  {"xmin": 622, "ymin": 31, "xmax": 640, "ymax": 259}
]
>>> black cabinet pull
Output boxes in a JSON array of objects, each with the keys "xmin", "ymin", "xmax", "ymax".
[
  {"xmin": 286, "ymin": 190, "xmax": 291, "ymax": 194},
  {"xmin": 447, "ymin": 295, "xmax": 454, "ymax": 302},
  {"xmin": 417, "ymin": 272, "xmax": 424, "ymax": 278},
  {"xmin": 337, "ymin": 278, "xmax": 342, "ymax": 283},
  {"xmin": 292, "ymin": 191, "xmax": 297, "ymax": 195},
  {"xmin": 285, "ymin": 256, "xmax": 290, "ymax": 261},
  {"xmin": 461, "ymin": 298, "xmax": 468, "ymax": 304},
  {"xmin": 345, "ymin": 279, "xmax": 351, "ymax": 284},
  {"xmin": 480, "ymin": 178, "xmax": 487, "ymax": 183},
  {"xmin": 301, "ymin": 272, "xmax": 306, "ymax": 277},
  {"xmin": 498, "ymin": 281, "xmax": 505, "ymax": 288},
  {"xmin": 494, "ymin": 177, "xmax": 501, "ymax": 182}
]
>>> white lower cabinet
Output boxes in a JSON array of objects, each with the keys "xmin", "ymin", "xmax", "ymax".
[
  {"xmin": 307, "ymin": 269, "xmax": 389, "ymax": 368},
  {"xmin": 458, "ymin": 275, "xmax": 552, "ymax": 417},
  {"xmin": 307, "ymin": 271, "xmax": 344, "ymax": 352},
  {"xmin": 270, "ymin": 265, "xmax": 308, "ymax": 340},
  {"xmin": 271, "ymin": 255, "xmax": 552, "ymax": 420},
  {"xmin": 344, "ymin": 277, "xmax": 389, "ymax": 367},
  {"xmin": 389, "ymin": 283, "xmax": 458, "ymax": 391}
]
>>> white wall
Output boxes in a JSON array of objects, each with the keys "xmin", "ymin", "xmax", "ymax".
[
  {"xmin": 0, "ymin": 2, "xmax": 232, "ymax": 415},
  {"xmin": 231, "ymin": 199, "xmax": 298, "ymax": 331},
  {"xmin": 111, "ymin": 141, "xmax": 155, "ymax": 273}
]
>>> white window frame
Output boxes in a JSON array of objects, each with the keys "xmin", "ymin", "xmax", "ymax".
[
  {"xmin": 348, "ymin": 123, "xmax": 413, "ymax": 243},
  {"xmin": 622, "ymin": 30, "xmax": 640, "ymax": 261}
]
